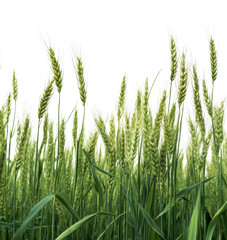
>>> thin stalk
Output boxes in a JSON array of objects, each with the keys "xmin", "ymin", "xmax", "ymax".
[
  {"xmin": 73, "ymin": 105, "xmax": 86, "ymax": 197},
  {"xmin": 12, "ymin": 169, "xmax": 17, "ymax": 235},
  {"xmin": 8, "ymin": 101, "xmax": 17, "ymax": 175},
  {"xmin": 33, "ymin": 120, "xmax": 41, "ymax": 195},
  {"xmin": 168, "ymin": 81, "xmax": 173, "ymax": 114},
  {"xmin": 52, "ymin": 92, "xmax": 61, "ymax": 240}
]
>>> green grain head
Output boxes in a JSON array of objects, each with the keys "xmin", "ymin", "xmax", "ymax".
[
  {"xmin": 170, "ymin": 36, "xmax": 178, "ymax": 82},
  {"xmin": 210, "ymin": 37, "xmax": 217, "ymax": 83},
  {"xmin": 178, "ymin": 53, "xmax": 188, "ymax": 107},
  {"xmin": 76, "ymin": 57, "xmax": 87, "ymax": 106},
  {"xmin": 38, "ymin": 80, "xmax": 54, "ymax": 120},
  {"xmin": 49, "ymin": 48, "xmax": 63, "ymax": 93}
]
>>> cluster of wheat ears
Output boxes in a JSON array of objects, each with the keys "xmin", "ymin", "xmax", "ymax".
[{"xmin": 0, "ymin": 36, "xmax": 227, "ymax": 240}]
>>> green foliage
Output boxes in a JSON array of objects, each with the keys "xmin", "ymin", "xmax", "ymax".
[{"xmin": 0, "ymin": 36, "xmax": 227, "ymax": 240}]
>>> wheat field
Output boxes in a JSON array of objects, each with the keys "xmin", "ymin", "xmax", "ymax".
[{"xmin": 0, "ymin": 36, "xmax": 227, "ymax": 240}]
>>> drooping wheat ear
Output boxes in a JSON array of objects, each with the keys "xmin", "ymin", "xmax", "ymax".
[
  {"xmin": 95, "ymin": 115, "xmax": 115, "ymax": 186},
  {"xmin": 125, "ymin": 115, "xmax": 132, "ymax": 169},
  {"xmin": 117, "ymin": 76, "xmax": 126, "ymax": 122},
  {"xmin": 153, "ymin": 90, "xmax": 166, "ymax": 144},
  {"xmin": 170, "ymin": 36, "xmax": 178, "ymax": 82},
  {"xmin": 164, "ymin": 114, "xmax": 173, "ymax": 154},
  {"xmin": 108, "ymin": 115, "xmax": 117, "ymax": 187},
  {"xmin": 202, "ymin": 78, "xmax": 212, "ymax": 117},
  {"xmin": 28, "ymin": 142, "xmax": 35, "ymax": 208},
  {"xmin": 15, "ymin": 116, "xmax": 30, "ymax": 173},
  {"xmin": 6, "ymin": 93, "xmax": 11, "ymax": 124},
  {"xmin": 159, "ymin": 141, "xmax": 167, "ymax": 191},
  {"xmin": 109, "ymin": 115, "xmax": 116, "ymax": 158},
  {"xmin": 12, "ymin": 70, "xmax": 18, "ymax": 101},
  {"xmin": 72, "ymin": 109, "xmax": 78, "ymax": 148},
  {"xmin": 210, "ymin": 37, "xmax": 217, "ymax": 83},
  {"xmin": 65, "ymin": 148, "xmax": 73, "ymax": 197},
  {"xmin": 169, "ymin": 103, "xmax": 176, "ymax": 127},
  {"xmin": 200, "ymin": 128, "xmax": 212, "ymax": 171},
  {"xmin": 0, "ymin": 111, "xmax": 6, "ymax": 180},
  {"xmin": 119, "ymin": 128, "xmax": 126, "ymax": 172},
  {"xmin": 20, "ymin": 128, "xmax": 31, "ymax": 194},
  {"xmin": 189, "ymin": 118, "xmax": 199, "ymax": 173},
  {"xmin": 38, "ymin": 80, "xmax": 54, "ymax": 120},
  {"xmin": 178, "ymin": 53, "xmax": 188, "ymax": 107},
  {"xmin": 214, "ymin": 102, "xmax": 224, "ymax": 153},
  {"xmin": 49, "ymin": 48, "xmax": 63, "ymax": 93},
  {"xmin": 95, "ymin": 116, "xmax": 112, "ymax": 157},
  {"xmin": 136, "ymin": 90, "xmax": 142, "ymax": 120},
  {"xmin": 87, "ymin": 132, "xmax": 98, "ymax": 160},
  {"xmin": 46, "ymin": 122, "xmax": 54, "ymax": 193},
  {"xmin": 130, "ymin": 121, "xmax": 140, "ymax": 171},
  {"xmin": 150, "ymin": 133, "xmax": 159, "ymax": 178},
  {"xmin": 76, "ymin": 57, "xmax": 86, "ymax": 106},
  {"xmin": 58, "ymin": 119, "xmax": 66, "ymax": 184},
  {"xmin": 193, "ymin": 65, "xmax": 205, "ymax": 137},
  {"xmin": 43, "ymin": 113, "xmax": 48, "ymax": 145},
  {"xmin": 142, "ymin": 78, "xmax": 150, "ymax": 174},
  {"xmin": 83, "ymin": 132, "xmax": 98, "ymax": 177},
  {"xmin": 0, "ymin": 173, "xmax": 5, "ymax": 217}
]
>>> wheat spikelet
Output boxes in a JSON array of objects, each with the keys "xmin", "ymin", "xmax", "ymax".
[
  {"xmin": 200, "ymin": 129, "xmax": 212, "ymax": 171},
  {"xmin": 150, "ymin": 134, "xmax": 159, "ymax": 178},
  {"xmin": 76, "ymin": 57, "xmax": 86, "ymax": 106},
  {"xmin": 39, "ymin": 113, "xmax": 49, "ymax": 157},
  {"xmin": 169, "ymin": 103, "xmax": 176, "ymax": 126},
  {"xmin": 164, "ymin": 114, "xmax": 173, "ymax": 154},
  {"xmin": 15, "ymin": 116, "xmax": 30, "ymax": 173},
  {"xmin": 12, "ymin": 70, "xmax": 18, "ymax": 101},
  {"xmin": 38, "ymin": 80, "xmax": 54, "ymax": 120},
  {"xmin": 117, "ymin": 76, "xmax": 126, "ymax": 122},
  {"xmin": 210, "ymin": 37, "xmax": 217, "ymax": 82},
  {"xmin": 130, "ymin": 121, "xmax": 140, "ymax": 170},
  {"xmin": 125, "ymin": 115, "xmax": 132, "ymax": 170},
  {"xmin": 46, "ymin": 122, "xmax": 54, "ymax": 194},
  {"xmin": 142, "ymin": 78, "xmax": 150, "ymax": 174},
  {"xmin": 214, "ymin": 102, "xmax": 224, "ymax": 152},
  {"xmin": 136, "ymin": 90, "xmax": 142, "ymax": 120},
  {"xmin": 49, "ymin": 48, "xmax": 63, "ymax": 93},
  {"xmin": 153, "ymin": 90, "xmax": 166, "ymax": 144},
  {"xmin": 202, "ymin": 78, "xmax": 212, "ymax": 117},
  {"xmin": 0, "ymin": 110, "xmax": 6, "ymax": 180},
  {"xmin": 193, "ymin": 65, "xmax": 205, "ymax": 137},
  {"xmin": 108, "ymin": 115, "xmax": 116, "ymax": 186},
  {"xmin": 119, "ymin": 128, "xmax": 126, "ymax": 172},
  {"xmin": 20, "ymin": 128, "xmax": 31, "ymax": 195},
  {"xmin": 170, "ymin": 36, "xmax": 178, "ymax": 82},
  {"xmin": 6, "ymin": 93, "xmax": 11, "ymax": 124},
  {"xmin": 65, "ymin": 148, "xmax": 73, "ymax": 198},
  {"xmin": 58, "ymin": 119, "xmax": 66, "ymax": 188},
  {"xmin": 0, "ymin": 175, "xmax": 5, "ymax": 217},
  {"xmin": 189, "ymin": 118, "xmax": 199, "ymax": 173},
  {"xmin": 159, "ymin": 141, "xmax": 167, "ymax": 191},
  {"xmin": 95, "ymin": 115, "xmax": 116, "ymax": 187},
  {"xmin": 83, "ymin": 132, "xmax": 98, "ymax": 177},
  {"xmin": 109, "ymin": 115, "xmax": 116, "ymax": 155},
  {"xmin": 178, "ymin": 53, "xmax": 188, "ymax": 107},
  {"xmin": 72, "ymin": 109, "xmax": 78, "ymax": 148},
  {"xmin": 28, "ymin": 141, "xmax": 35, "ymax": 208}
]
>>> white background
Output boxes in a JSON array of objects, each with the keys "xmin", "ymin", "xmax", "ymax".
[{"xmin": 0, "ymin": 0, "xmax": 227, "ymax": 147}]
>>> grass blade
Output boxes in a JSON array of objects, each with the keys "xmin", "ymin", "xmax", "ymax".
[
  {"xmin": 55, "ymin": 194, "xmax": 80, "ymax": 221},
  {"xmin": 56, "ymin": 212, "xmax": 115, "ymax": 240},
  {"xmin": 13, "ymin": 194, "xmax": 55, "ymax": 239},
  {"xmin": 156, "ymin": 176, "xmax": 215, "ymax": 219},
  {"xmin": 206, "ymin": 201, "xmax": 227, "ymax": 240},
  {"xmin": 187, "ymin": 188, "xmax": 201, "ymax": 240}
]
